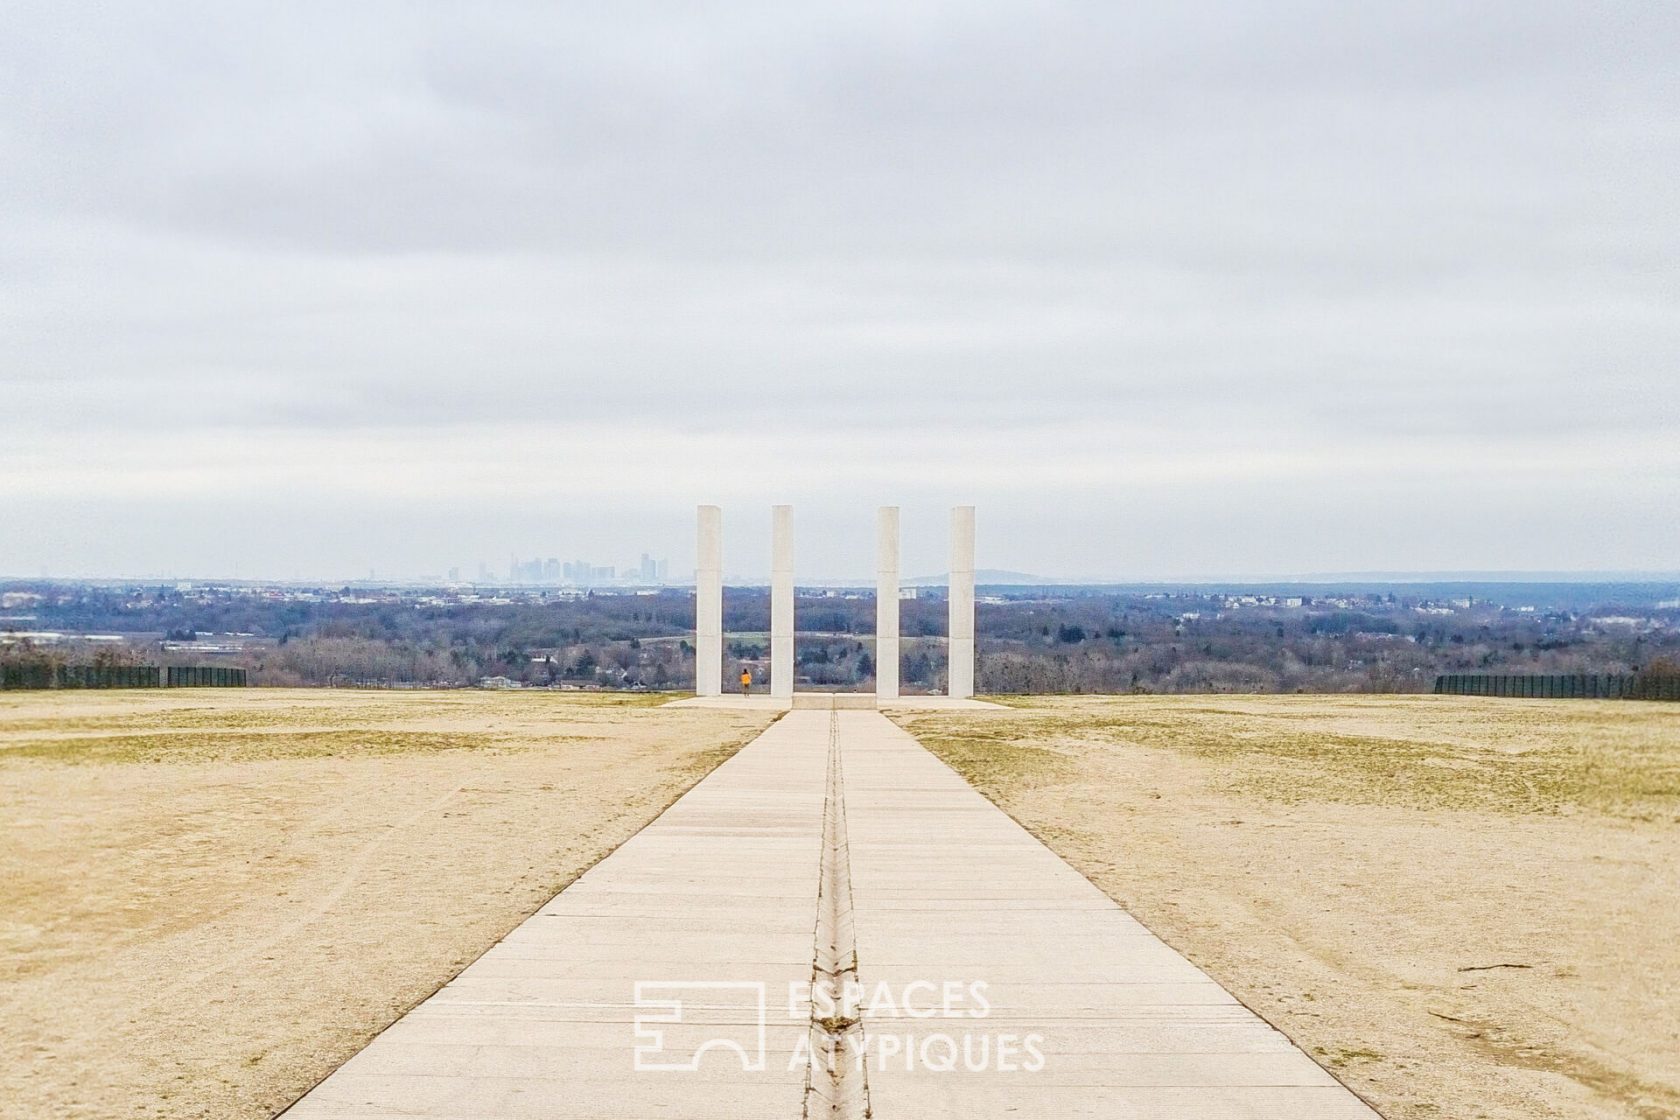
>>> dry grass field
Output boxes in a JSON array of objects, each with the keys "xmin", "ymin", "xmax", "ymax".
[
  {"xmin": 892, "ymin": 695, "xmax": 1680, "ymax": 1120},
  {"xmin": 0, "ymin": 688, "xmax": 774, "ymax": 1120}
]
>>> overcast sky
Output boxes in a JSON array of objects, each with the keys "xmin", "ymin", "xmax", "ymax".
[{"xmin": 4, "ymin": 1, "xmax": 1677, "ymax": 581}]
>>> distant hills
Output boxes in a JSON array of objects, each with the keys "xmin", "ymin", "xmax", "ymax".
[
  {"xmin": 907, "ymin": 569, "xmax": 1680, "ymax": 588},
  {"xmin": 904, "ymin": 569, "xmax": 1055, "ymax": 587}
]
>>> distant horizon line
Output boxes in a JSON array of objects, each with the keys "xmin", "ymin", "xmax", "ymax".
[{"xmin": 5, "ymin": 569, "xmax": 1680, "ymax": 588}]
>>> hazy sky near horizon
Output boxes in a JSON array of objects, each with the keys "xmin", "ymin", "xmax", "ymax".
[{"xmin": 4, "ymin": 1, "xmax": 1677, "ymax": 580}]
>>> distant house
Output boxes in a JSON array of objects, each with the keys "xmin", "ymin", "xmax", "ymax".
[{"xmin": 478, "ymin": 675, "xmax": 522, "ymax": 689}]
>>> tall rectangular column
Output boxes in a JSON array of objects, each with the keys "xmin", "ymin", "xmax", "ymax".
[
  {"xmin": 695, "ymin": 505, "xmax": 722, "ymax": 697},
  {"xmin": 876, "ymin": 506, "xmax": 900, "ymax": 701},
  {"xmin": 770, "ymin": 504, "xmax": 794, "ymax": 700},
  {"xmin": 948, "ymin": 505, "xmax": 975, "ymax": 698}
]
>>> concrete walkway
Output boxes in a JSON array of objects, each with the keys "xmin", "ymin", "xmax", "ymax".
[{"xmin": 283, "ymin": 711, "xmax": 1379, "ymax": 1119}]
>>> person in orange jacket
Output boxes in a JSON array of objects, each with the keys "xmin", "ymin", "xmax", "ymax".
[{"xmin": 739, "ymin": 668, "xmax": 752, "ymax": 696}]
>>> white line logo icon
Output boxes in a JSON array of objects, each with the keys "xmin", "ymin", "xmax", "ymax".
[{"xmin": 632, "ymin": 981, "xmax": 768, "ymax": 1072}]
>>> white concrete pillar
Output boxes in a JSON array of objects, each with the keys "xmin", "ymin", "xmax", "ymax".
[
  {"xmin": 696, "ymin": 505, "xmax": 723, "ymax": 697},
  {"xmin": 948, "ymin": 505, "xmax": 975, "ymax": 698},
  {"xmin": 770, "ymin": 504, "xmax": 794, "ymax": 700},
  {"xmin": 876, "ymin": 506, "xmax": 900, "ymax": 701}
]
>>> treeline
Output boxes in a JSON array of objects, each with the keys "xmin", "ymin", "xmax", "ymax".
[
  {"xmin": 969, "ymin": 595, "xmax": 1680, "ymax": 694},
  {"xmin": 5, "ymin": 584, "xmax": 1678, "ymax": 694}
]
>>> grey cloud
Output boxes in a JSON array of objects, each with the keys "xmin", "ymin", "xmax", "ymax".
[{"xmin": 2, "ymin": 0, "xmax": 1677, "ymax": 577}]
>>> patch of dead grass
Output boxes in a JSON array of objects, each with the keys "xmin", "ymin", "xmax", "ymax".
[
  {"xmin": 892, "ymin": 694, "xmax": 1680, "ymax": 1120},
  {"xmin": 0, "ymin": 688, "xmax": 771, "ymax": 1120},
  {"xmin": 901, "ymin": 695, "xmax": 1680, "ymax": 820}
]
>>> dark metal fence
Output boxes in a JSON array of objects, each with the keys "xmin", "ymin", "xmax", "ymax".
[
  {"xmin": 1434, "ymin": 672, "xmax": 1680, "ymax": 701},
  {"xmin": 2, "ymin": 664, "xmax": 58, "ymax": 690},
  {"xmin": 166, "ymin": 666, "xmax": 247, "ymax": 688},
  {"xmin": 57, "ymin": 664, "xmax": 163, "ymax": 689},
  {"xmin": 0, "ymin": 664, "xmax": 246, "ymax": 690}
]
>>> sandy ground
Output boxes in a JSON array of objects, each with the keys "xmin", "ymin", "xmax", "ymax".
[
  {"xmin": 892, "ymin": 695, "xmax": 1680, "ymax": 1120},
  {"xmin": 0, "ymin": 688, "xmax": 774, "ymax": 1120}
]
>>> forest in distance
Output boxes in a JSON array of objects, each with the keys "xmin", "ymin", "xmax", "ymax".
[{"xmin": 3, "ymin": 580, "xmax": 1678, "ymax": 694}]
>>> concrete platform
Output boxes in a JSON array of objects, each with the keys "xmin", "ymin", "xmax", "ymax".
[
  {"xmin": 664, "ymin": 692, "xmax": 1006, "ymax": 711},
  {"xmin": 283, "ymin": 711, "xmax": 1380, "ymax": 1119}
]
